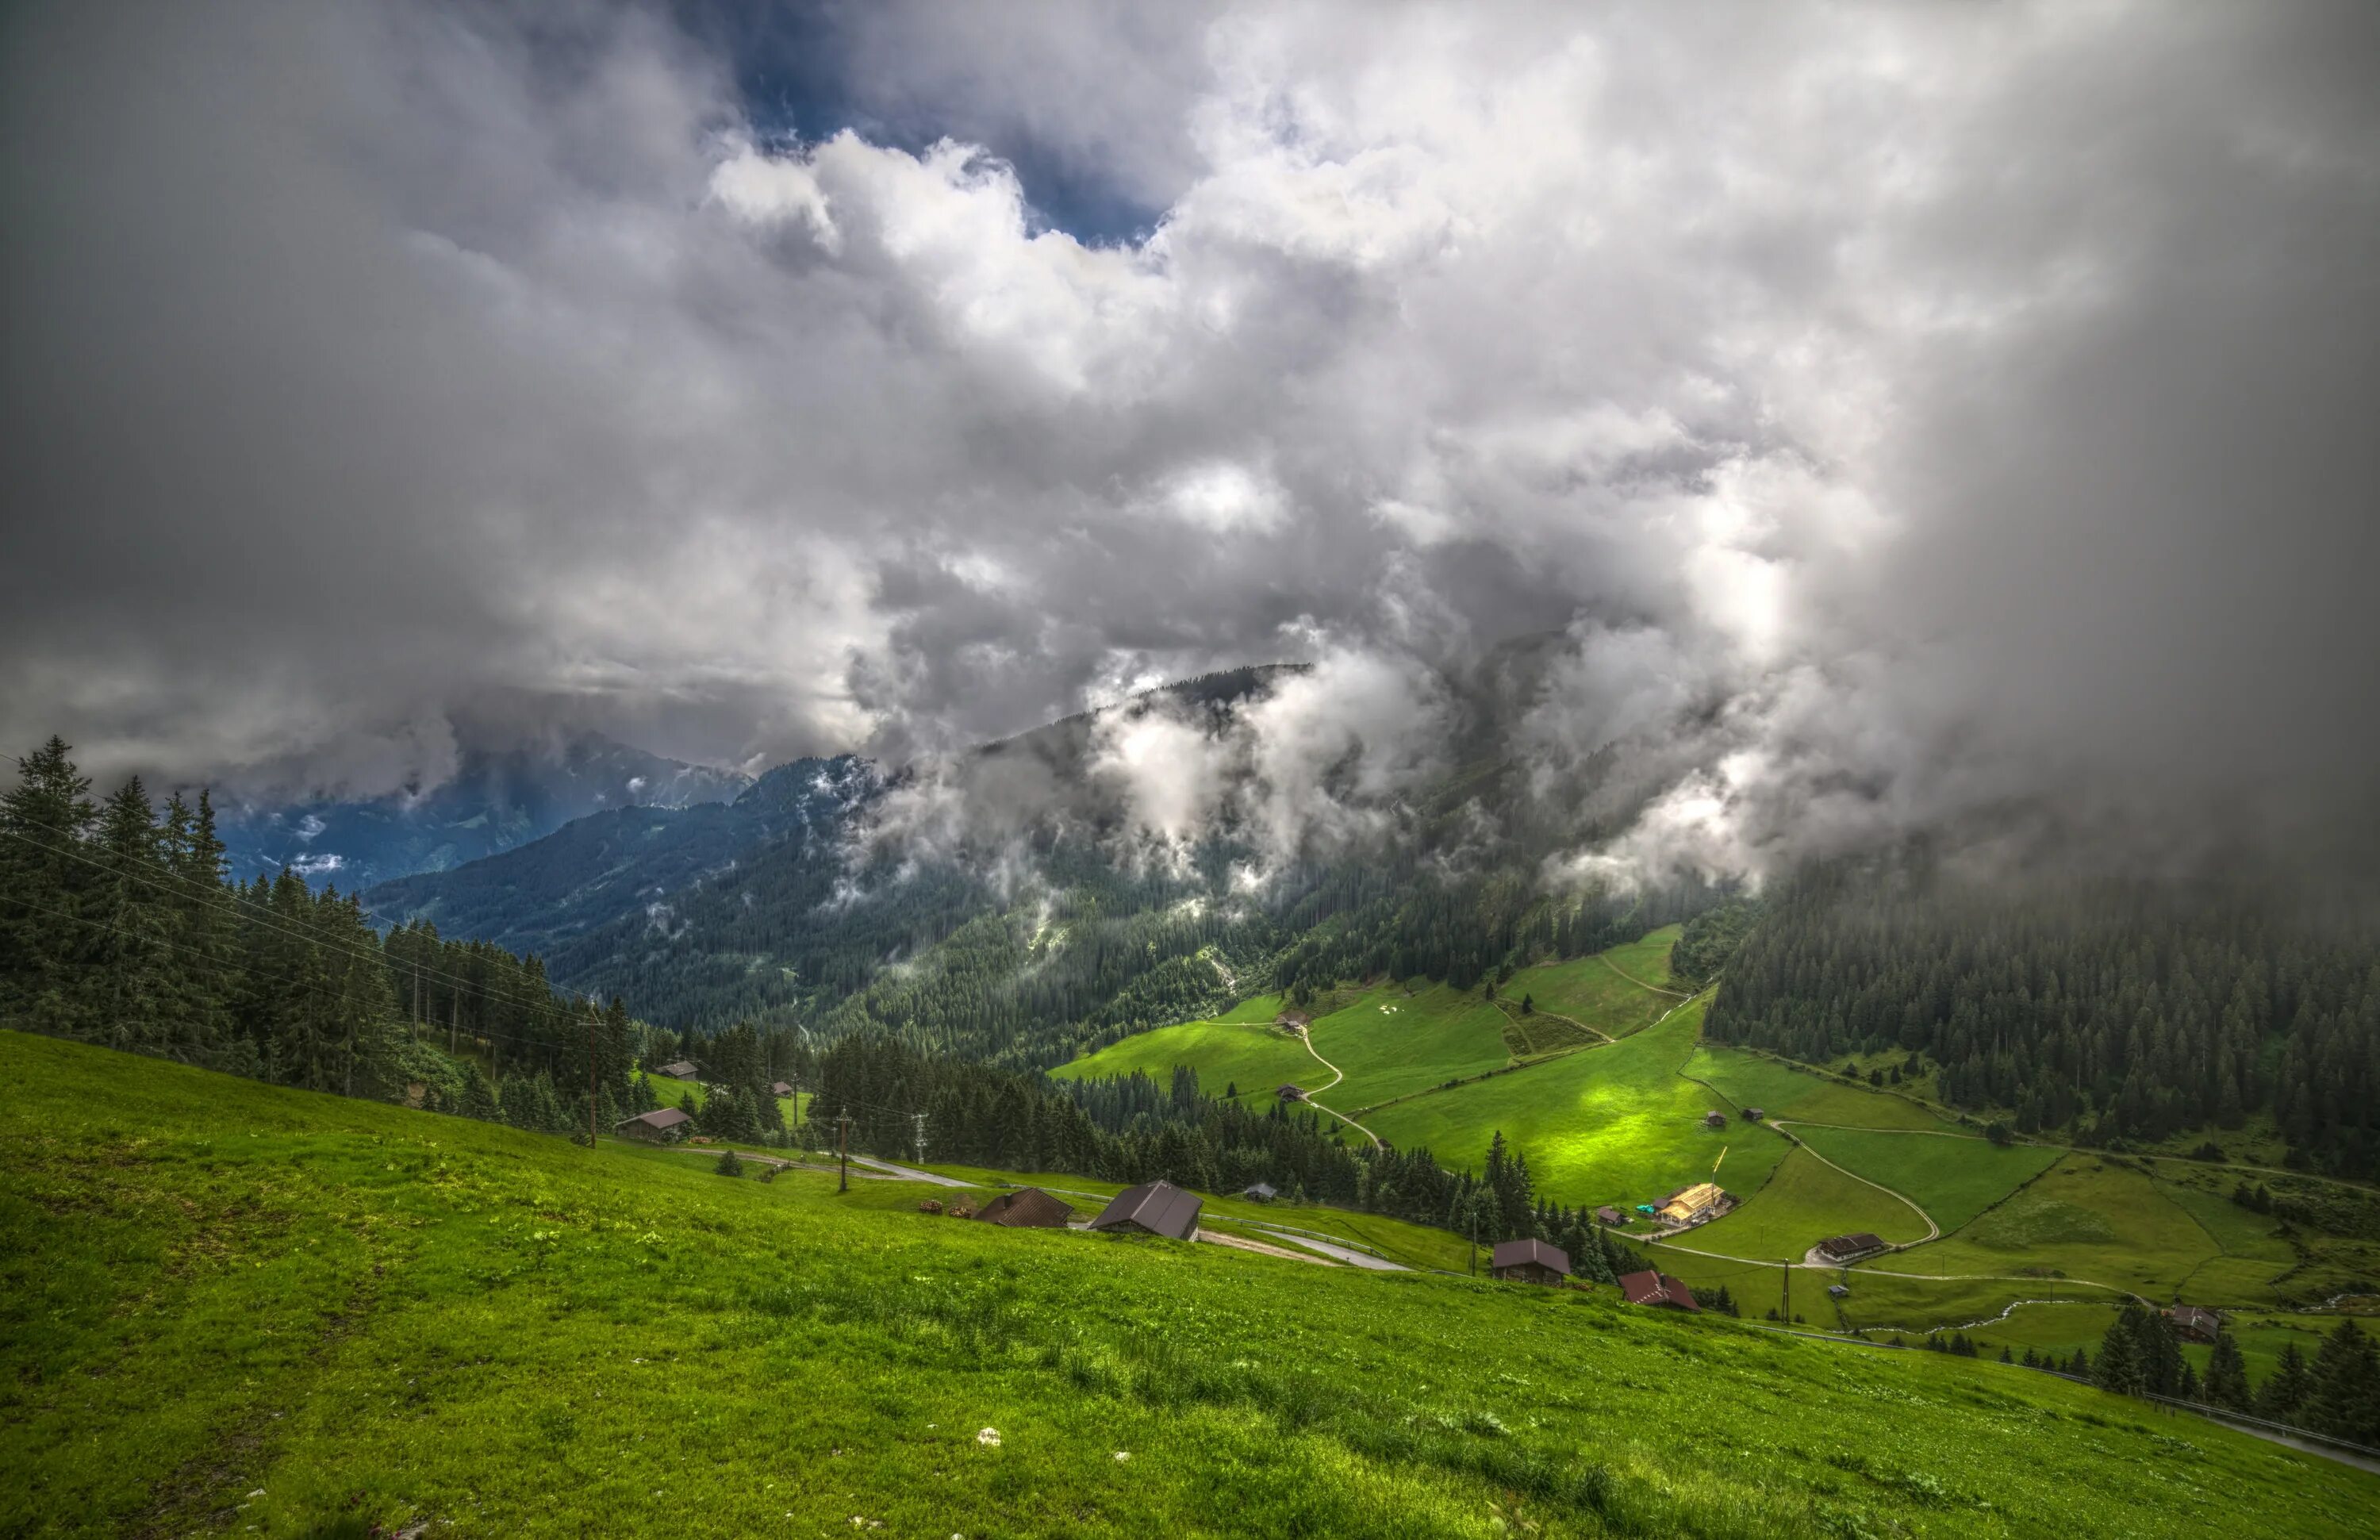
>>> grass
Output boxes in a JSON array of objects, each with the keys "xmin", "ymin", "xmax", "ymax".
[
  {"xmin": 1790, "ymin": 1127, "xmax": 2061, "ymax": 1235},
  {"xmin": 1890, "ymin": 1155, "xmax": 2222, "ymax": 1298},
  {"xmin": 1501, "ymin": 932, "xmax": 1680, "ymax": 1039},
  {"xmin": 7, "ymin": 1030, "xmax": 2378, "ymax": 1538},
  {"xmin": 1300, "ymin": 982, "xmax": 1515, "ymax": 1107},
  {"xmin": 1365, "ymin": 1000, "xmax": 1792, "ymax": 1210},
  {"xmin": 1682, "ymin": 1046, "xmax": 1953, "ymax": 1131},
  {"xmin": 1050, "ymin": 1017, "xmax": 1313, "ymax": 1100},
  {"xmin": 1687, "ymin": 1147, "xmax": 1930, "ymax": 1260}
]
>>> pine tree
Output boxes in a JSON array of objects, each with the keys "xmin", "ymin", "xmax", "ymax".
[{"xmin": 2205, "ymin": 1330, "xmax": 2251, "ymax": 1409}]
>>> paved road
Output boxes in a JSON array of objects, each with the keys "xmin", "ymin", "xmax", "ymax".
[
  {"xmin": 1243, "ymin": 1225, "xmax": 1409, "ymax": 1270},
  {"xmin": 845, "ymin": 1154, "xmax": 977, "ymax": 1188}
]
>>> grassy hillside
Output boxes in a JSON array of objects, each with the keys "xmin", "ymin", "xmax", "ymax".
[
  {"xmin": 1365, "ymin": 1000, "xmax": 1792, "ymax": 1211},
  {"xmin": 6, "ymin": 1031, "xmax": 2378, "ymax": 1538}
]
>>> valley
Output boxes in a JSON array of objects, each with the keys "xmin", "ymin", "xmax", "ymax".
[{"xmin": 8, "ymin": 1028, "xmax": 2377, "ymax": 1538}]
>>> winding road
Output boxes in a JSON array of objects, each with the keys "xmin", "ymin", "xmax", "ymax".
[{"xmin": 1288, "ymin": 1023, "xmax": 1385, "ymax": 1149}]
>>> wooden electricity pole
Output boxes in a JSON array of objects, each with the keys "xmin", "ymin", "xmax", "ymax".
[
  {"xmin": 588, "ymin": 1006, "xmax": 599, "ymax": 1149},
  {"xmin": 1782, "ymin": 1258, "xmax": 1792, "ymax": 1322},
  {"xmin": 837, "ymin": 1114, "xmax": 850, "ymax": 1193}
]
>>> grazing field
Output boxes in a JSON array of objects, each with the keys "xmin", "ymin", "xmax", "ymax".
[
  {"xmin": 1791, "ymin": 1126, "xmax": 2062, "ymax": 1235},
  {"xmin": 1365, "ymin": 1001, "xmax": 1792, "ymax": 1209},
  {"xmin": 7, "ymin": 1031, "xmax": 2376, "ymax": 1539},
  {"xmin": 1892, "ymin": 1155, "xmax": 2223, "ymax": 1297},
  {"xmin": 1302, "ymin": 983, "xmax": 1515, "ymax": 1107},
  {"xmin": 1502, "ymin": 939, "xmax": 1681, "ymax": 1038},
  {"xmin": 1687, "ymin": 1147, "xmax": 1930, "ymax": 1259},
  {"xmin": 1050, "ymin": 1015, "xmax": 1314, "ymax": 1098},
  {"xmin": 1682, "ymin": 1046, "xmax": 1952, "ymax": 1131}
]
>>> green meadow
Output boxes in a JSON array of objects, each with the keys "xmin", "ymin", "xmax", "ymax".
[
  {"xmin": 1365, "ymin": 1001, "xmax": 1792, "ymax": 1210},
  {"xmin": 8, "ymin": 1030, "xmax": 2379, "ymax": 1539},
  {"xmin": 1789, "ymin": 1127, "xmax": 2062, "ymax": 1235},
  {"xmin": 1050, "ymin": 1016, "xmax": 1315, "ymax": 1099},
  {"xmin": 1683, "ymin": 1046, "xmax": 1952, "ymax": 1131},
  {"xmin": 1687, "ymin": 1146, "xmax": 1930, "ymax": 1259}
]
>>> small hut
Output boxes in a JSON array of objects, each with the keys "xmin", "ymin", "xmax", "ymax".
[
  {"xmin": 1702, "ymin": 1110, "xmax": 1729, "ymax": 1130},
  {"xmin": 770, "ymin": 1080, "xmax": 794, "ymax": 1098},
  {"xmin": 1276, "ymin": 1084, "xmax": 1306, "ymax": 1102},
  {"xmin": 1490, "ymin": 1239, "xmax": 1571, "ymax": 1285},
  {"xmin": 1089, "ymin": 1181, "xmax": 1203, "ymax": 1240},
  {"xmin": 615, "ymin": 1107, "xmax": 692, "ymax": 1143},
  {"xmin": 2165, "ymin": 1304, "xmax": 2223, "ymax": 1343},
  {"xmin": 655, "ymin": 1060, "xmax": 700, "ymax": 1080},
  {"xmin": 1816, "ymin": 1232, "xmax": 1887, "ymax": 1262},
  {"xmin": 977, "ymin": 1188, "xmax": 1074, "ymax": 1229},
  {"xmin": 1742, "ymin": 1107, "xmax": 1765, "ymax": 1121},
  {"xmin": 1242, "ymin": 1181, "xmax": 1280, "ymax": 1202},
  {"xmin": 1616, "ymin": 1270, "xmax": 1700, "ymax": 1311},
  {"xmin": 1594, "ymin": 1205, "xmax": 1628, "ymax": 1227}
]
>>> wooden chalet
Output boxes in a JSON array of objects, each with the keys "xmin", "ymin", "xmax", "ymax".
[
  {"xmin": 1656, "ymin": 1182, "xmax": 1725, "ymax": 1225},
  {"xmin": 1489, "ymin": 1238, "xmax": 1570, "ymax": 1285},
  {"xmin": 1742, "ymin": 1107, "xmax": 1765, "ymax": 1121},
  {"xmin": 1593, "ymin": 1205, "xmax": 1628, "ymax": 1227},
  {"xmin": 1242, "ymin": 1181, "xmax": 1279, "ymax": 1202},
  {"xmin": 2165, "ymin": 1304, "xmax": 2222, "ymax": 1343},
  {"xmin": 1275, "ymin": 1011, "xmax": 1313, "ymax": 1031},
  {"xmin": 1702, "ymin": 1110, "xmax": 1729, "ymax": 1130},
  {"xmin": 770, "ymin": 1081, "xmax": 794, "ymax": 1098},
  {"xmin": 615, "ymin": 1107, "xmax": 692, "ymax": 1143},
  {"xmin": 976, "ymin": 1188, "xmax": 1074, "ymax": 1229},
  {"xmin": 1815, "ymin": 1232, "xmax": 1887, "ymax": 1262},
  {"xmin": 1276, "ymin": 1084, "xmax": 1306, "ymax": 1102},
  {"xmin": 655, "ymin": 1060, "xmax": 700, "ymax": 1080},
  {"xmin": 1616, "ymin": 1269, "xmax": 1700, "ymax": 1311},
  {"xmin": 1090, "ymin": 1181, "xmax": 1203, "ymax": 1241}
]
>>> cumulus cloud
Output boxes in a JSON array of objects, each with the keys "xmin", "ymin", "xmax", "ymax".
[{"xmin": 2, "ymin": 0, "xmax": 2374, "ymax": 882}]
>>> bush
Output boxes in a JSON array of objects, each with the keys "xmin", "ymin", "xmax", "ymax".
[{"xmin": 715, "ymin": 1148, "xmax": 745, "ymax": 1177}]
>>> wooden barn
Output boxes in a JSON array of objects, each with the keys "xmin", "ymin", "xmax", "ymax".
[
  {"xmin": 1090, "ymin": 1181, "xmax": 1203, "ymax": 1240},
  {"xmin": 1816, "ymin": 1232, "xmax": 1887, "ymax": 1262},
  {"xmin": 2165, "ymin": 1304, "xmax": 2223, "ymax": 1343},
  {"xmin": 654, "ymin": 1060, "xmax": 700, "ymax": 1081},
  {"xmin": 615, "ymin": 1107, "xmax": 692, "ymax": 1143},
  {"xmin": 1594, "ymin": 1205, "xmax": 1628, "ymax": 1227},
  {"xmin": 1242, "ymin": 1182, "xmax": 1279, "ymax": 1202},
  {"xmin": 976, "ymin": 1188, "xmax": 1074, "ymax": 1229},
  {"xmin": 1616, "ymin": 1270, "xmax": 1701, "ymax": 1311},
  {"xmin": 1702, "ymin": 1110, "xmax": 1729, "ymax": 1130},
  {"xmin": 770, "ymin": 1080, "xmax": 794, "ymax": 1098},
  {"xmin": 1490, "ymin": 1238, "xmax": 1571, "ymax": 1285}
]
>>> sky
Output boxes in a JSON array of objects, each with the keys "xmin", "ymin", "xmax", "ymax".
[{"xmin": 3, "ymin": 0, "xmax": 2377, "ymax": 882}]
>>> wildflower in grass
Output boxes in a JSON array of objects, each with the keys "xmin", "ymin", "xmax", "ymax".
[
  {"xmin": 1114, "ymin": 1451, "xmax": 1130, "ymax": 1461},
  {"xmin": 977, "ymin": 1427, "xmax": 1002, "ymax": 1446}
]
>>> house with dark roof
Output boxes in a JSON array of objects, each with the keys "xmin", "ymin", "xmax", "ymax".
[
  {"xmin": 1242, "ymin": 1181, "xmax": 1279, "ymax": 1202},
  {"xmin": 1490, "ymin": 1239, "xmax": 1570, "ymax": 1285},
  {"xmin": 1276, "ymin": 1084, "xmax": 1306, "ymax": 1101},
  {"xmin": 616, "ymin": 1107, "xmax": 692, "ymax": 1143},
  {"xmin": 1090, "ymin": 1181, "xmax": 1203, "ymax": 1240},
  {"xmin": 770, "ymin": 1081, "xmax": 794, "ymax": 1098},
  {"xmin": 654, "ymin": 1060, "xmax": 700, "ymax": 1080},
  {"xmin": 1815, "ymin": 1232, "xmax": 1887, "ymax": 1262},
  {"xmin": 1594, "ymin": 1205, "xmax": 1628, "ymax": 1227},
  {"xmin": 2165, "ymin": 1304, "xmax": 2223, "ymax": 1343},
  {"xmin": 977, "ymin": 1188, "xmax": 1074, "ymax": 1229},
  {"xmin": 1742, "ymin": 1107, "xmax": 1765, "ymax": 1121},
  {"xmin": 1275, "ymin": 1011, "xmax": 1313, "ymax": 1031},
  {"xmin": 1702, "ymin": 1110, "xmax": 1729, "ymax": 1130},
  {"xmin": 1616, "ymin": 1270, "xmax": 1700, "ymax": 1311}
]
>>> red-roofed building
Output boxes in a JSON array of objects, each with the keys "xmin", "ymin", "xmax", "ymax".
[{"xmin": 1616, "ymin": 1269, "xmax": 1701, "ymax": 1311}]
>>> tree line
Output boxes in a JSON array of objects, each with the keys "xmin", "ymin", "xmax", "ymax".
[
  {"xmin": 2085, "ymin": 1304, "xmax": 2379, "ymax": 1449},
  {"xmin": 1708, "ymin": 860, "xmax": 2380, "ymax": 1176}
]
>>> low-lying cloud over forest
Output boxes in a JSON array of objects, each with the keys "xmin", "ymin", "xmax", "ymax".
[{"xmin": 5, "ymin": 0, "xmax": 2376, "ymax": 883}]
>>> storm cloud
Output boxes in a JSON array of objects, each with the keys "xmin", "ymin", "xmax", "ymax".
[{"xmin": 3, "ymin": 1, "xmax": 2375, "ymax": 879}]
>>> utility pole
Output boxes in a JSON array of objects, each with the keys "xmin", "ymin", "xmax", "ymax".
[
  {"xmin": 1782, "ymin": 1258, "xmax": 1791, "ymax": 1323},
  {"xmin": 587, "ymin": 1004, "xmax": 599, "ymax": 1149},
  {"xmin": 912, "ymin": 1111, "xmax": 928, "ymax": 1166},
  {"xmin": 837, "ymin": 1114, "xmax": 850, "ymax": 1193}
]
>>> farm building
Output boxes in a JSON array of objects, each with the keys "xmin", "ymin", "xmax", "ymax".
[
  {"xmin": 977, "ymin": 1188, "xmax": 1073, "ymax": 1229},
  {"xmin": 654, "ymin": 1060, "xmax": 699, "ymax": 1080},
  {"xmin": 2165, "ymin": 1305, "xmax": 2223, "ymax": 1343},
  {"xmin": 1276, "ymin": 1011, "xmax": 1313, "ymax": 1031},
  {"xmin": 1702, "ymin": 1110, "xmax": 1729, "ymax": 1130},
  {"xmin": 615, "ymin": 1107, "xmax": 692, "ymax": 1143},
  {"xmin": 1594, "ymin": 1205, "xmax": 1628, "ymax": 1227},
  {"xmin": 1276, "ymin": 1084, "xmax": 1306, "ymax": 1102},
  {"xmin": 1090, "ymin": 1181, "xmax": 1203, "ymax": 1240},
  {"xmin": 1656, "ymin": 1182, "xmax": 1726, "ymax": 1225},
  {"xmin": 1742, "ymin": 1107, "xmax": 1765, "ymax": 1121},
  {"xmin": 770, "ymin": 1081, "xmax": 793, "ymax": 1098},
  {"xmin": 1828, "ymin": 1284, "xmax": 1850, "ymax": 1300},
  {"xmin": 1490, "ymin": 1239, "xmax": 1570, "ymax": 1285},
  {"xmin": 1616, "ymin": 1270, "xmax": 1700, "ymax": 1311},
  {"xmin": 1242, "ymin": 1182, "xmax": 1279, "ymax": 1202},
  {"xmin": 1816, "ymin": 1232, "xmax": 1887, "ymax": 1262}
]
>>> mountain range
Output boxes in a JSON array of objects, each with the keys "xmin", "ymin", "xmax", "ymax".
[{"xmin": 214, "ymin": 731, "xmax": 749, "ymax": 891}]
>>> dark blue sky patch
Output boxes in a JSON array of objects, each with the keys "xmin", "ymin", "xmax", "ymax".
[{"xmin": 668, "ymin": 0, "xmax": 1165, "ymax": 246}]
